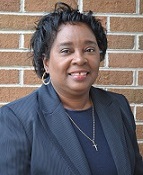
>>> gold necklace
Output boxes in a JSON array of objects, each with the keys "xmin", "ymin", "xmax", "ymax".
[{"xmin": 65, "ymin": 107, "xmax": 98, "ymax": 151}]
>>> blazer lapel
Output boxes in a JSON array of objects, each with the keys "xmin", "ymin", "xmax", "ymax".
[
  {"xmin": 91, "ymin": 87, "xmax": 132, "ymax": 175},
  {"xmin": 38, "ymin": 83, "xmax": 91, "ymax": 175},
  {"xmin": 37, "ymin": 84, "xmax": 132, "ymax": 175}
]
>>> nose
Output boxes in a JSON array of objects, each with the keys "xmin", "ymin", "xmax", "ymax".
[{"xmin": 72, "ymin": 51, "xmax": 87, "ymax": 65}]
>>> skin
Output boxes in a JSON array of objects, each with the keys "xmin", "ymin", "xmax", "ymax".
[{"xmin": 44, "ymin": 23, "xmax": 101, "ymax": 110}]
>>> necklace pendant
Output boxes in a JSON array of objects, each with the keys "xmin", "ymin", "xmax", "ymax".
[{"xmin": 92, "ymin": 141, "xmax": 98, "ymax": 151}]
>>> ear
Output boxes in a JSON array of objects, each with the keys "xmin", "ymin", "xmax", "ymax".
[{"xmin": 43, "ymin": 58, "xmax": 49, "ymax": 74}]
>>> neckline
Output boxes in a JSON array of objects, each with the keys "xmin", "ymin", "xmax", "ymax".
[{"xmin": 65, "ymin": 106, "xmax": 92, "ymax": 112}]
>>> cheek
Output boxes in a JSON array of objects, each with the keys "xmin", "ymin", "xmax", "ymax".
[
  {"xmin": 48, "ymin": 58, "xmax": 57, "ymax": 71},
  {"xmin": 48, "ymin": 61, "xmax": 65, "ymax": 76},
  {"xmin": 90, "ymin": 60, "xmax": 100, "ymax": 70}
]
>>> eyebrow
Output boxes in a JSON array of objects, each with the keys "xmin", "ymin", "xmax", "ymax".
[
  {"xmin": 84, "ymin": 40, "xmax": 98, "ymax": 46},
  {"xmin": 58, "ymin": 40, "xmax": 98, "ymax": 47},
  {"xmin": 58, "ymin": 42, "xmax": 73, "ymax": 47}
]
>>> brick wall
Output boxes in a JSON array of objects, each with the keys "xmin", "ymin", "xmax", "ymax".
[{"xmin": 0, "ymin": 0, "xmax": 143, "ymax": 155}]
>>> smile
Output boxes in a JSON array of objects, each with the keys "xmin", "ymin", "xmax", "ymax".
[
  {"xmin": 69, "ymin": 72, "xmax": 89, "ymax": 76},
  {"xmin": 68, "ymin": 71, "xmax": 90, "ymax": 81}
]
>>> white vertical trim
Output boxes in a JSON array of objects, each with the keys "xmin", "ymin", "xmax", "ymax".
[
  {"xmin": 106, "ymin": 16, "xmax": 110, "ymax": 32},
  {"xmin": 19, "ymin": 69, "xmax": 24, "ymax": 86},
  {"xmin": 136, "ymin": 0, "xmax": 140, "ymax": 14},
  {"xmin": 134, "ymin": 35, "xmax": 137, "ymax": 50},
  {"xmin": 136, "ymin": 70, "xmax": 139, "ymax": 86},
  {"xmin": 104, "ymin": 53, "xmax": 109, "ymax": 68},
  {"xmin": 133, "ymin": 70, "xmax": 137, "ymax": 86},
  {"xmin": 78, "ymin": 0, "xmax": 83, "ymax": 12},
  {"xmin": 20, "ymin": 0, "xmax": 25, "ymax": 12},
  {"xmin": 134, "ymin": 105, "xmax": 137, "ymax": 120},
  {"xmin": 19, "ymin": 34, "xmax": 24, "ymax": 49}
]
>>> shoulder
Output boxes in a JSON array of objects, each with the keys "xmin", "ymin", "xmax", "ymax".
[
  {"xmin": 91, "ymin": 86, "xmax": 135, "ymax": 129},
  {"xmin": 91, "ymin": 86, "xmax": 133, "ymax": 120},
  {"xmin": 91, "ymin": 86, "xmax": 128, "ymax": 104},
  {"xmin": 0, "ymin": 88, "xmax": 39, "ymax": 121},
  {"xmin": 0, "ymin": 88, "xmax": 41, "ymax": 143},
  {"xmin": 98, "ymin": 88, "xmax": 132, "ymax": 115}
]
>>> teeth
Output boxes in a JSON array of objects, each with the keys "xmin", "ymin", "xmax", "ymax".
[
  {"xmin": 71, "ymin": 72, "xmax": 87, "ymax": 76},
  {"xmin": 80, "ymin": 72, "xmax": 87, "ymax": 75}
]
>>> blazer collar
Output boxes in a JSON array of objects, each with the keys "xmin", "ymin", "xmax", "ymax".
[
  {"xmin": 91, "ymin": 87, "xmax": 132, "ymax": 175},
  {"xmin": 38, "ymin": 84, "xmax": 131, "ymax": 175},
  {"xmin": 38, "ymin": 83, "xmax": 91, "ymax": 175}
]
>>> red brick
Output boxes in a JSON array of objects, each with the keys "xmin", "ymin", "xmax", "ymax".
[
  {"xmin": 96, "ymin": 16, "xmax": 107, "ymax": 29},
  {"xmin": 109, "ymin": 53, "xmax": 143, "ymax": 68},
  {"xmin": 0, "ymin": 70, "xmax": 19, "ymax": 84},
  {"xmin": 138, "ymin": 143, "xmax": 143, "ymax": 157},
  {"xmin": 138, "ymin": 71, "xmax": 143, "ymax": 85},
  {"xmin": 141, "ymin": 0, "xmax": 143, "ymax": 14},
  {"xmin": 130, "ymin": 106, "xmax": 134, "ymax": 114},
  {"xmin": 99, "ymin": 61, "xmax": 104, "ymax": 67},
  {"xmin": 107, "ymin": 35, "xmax": 134, "ymax": 49},
  {"xmin": 0, "ymin": 0, "xmax": 20, "ymax": 12},
  {"xmin": 25, "ymin": 0, "xmax": 77, "ymax": 12},
  {"xmin": 96, "ymin": 70, "xmax": 133, "ymax": 85},
  {"xmin": 0, "ymin": 15, "xmax": 40, "ymax": 30},
  {"xmin": 83, "ymin": 0, "xmax": 135, "ymax": 13},
  {"xmin": 136, "ymin": 125, "xmax": 143, "ymax": 140},
  {"xmin": 24, "ymin": 34, "xmax": 32, "ymax": 49},
  {"xmin": 24, "ymin": 70, "xmax": 42, "ymax": 85},
  {"xmin": 0, "ymin": 52, "xmax": 32, "ymax": 67},
  {"xmin": 136, "ymin": 107, "xmax": 143, "ymax": 121},
  {"xmin": 0, "ymin": 34, "xmax": 19, "ymax": 49},
  {"xmin": 0, "ymin": 87, "xmax": 37, "ymax": 102},
  {"xmin": 139, "ymin": 35, "xmax": 143, "ymax": 50},
  {"xmin": 110, "ymin": 17, "xmax": 143, "ymax": 32},
  {"xmin": 108, "ymin": 89, "xmax": 143, "ymax": 104}
]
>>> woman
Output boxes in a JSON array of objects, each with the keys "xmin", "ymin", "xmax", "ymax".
[{"xmin": 0, "ymin": 2, "xmax": 142, "ymax": 175}]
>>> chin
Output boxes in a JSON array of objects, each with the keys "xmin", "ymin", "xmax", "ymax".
[{"xmin": 69, "ymin": 85, "xmax": 91, "ymax": 94}]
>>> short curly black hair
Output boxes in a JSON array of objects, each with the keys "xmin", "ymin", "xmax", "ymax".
[{"xmin": 30, "ymin": 2, "xmax": 107, "ymax": 78}]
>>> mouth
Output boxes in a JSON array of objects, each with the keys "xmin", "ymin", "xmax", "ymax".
[
  {"xmin": 69, "ymin": 72, "xmax": 89, "ymax": 76},
  {"xmin": 68, "ymin": 71, "xmax": 90, "ymax": 81}
]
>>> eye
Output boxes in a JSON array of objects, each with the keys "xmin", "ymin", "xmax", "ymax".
[
  {"xmin": 85, "ymin": 47, "xmax": 95, "ymax": 53},
  {"xmin": 60, "ymin": 48, "xmax": 71, "ymax": 54}
]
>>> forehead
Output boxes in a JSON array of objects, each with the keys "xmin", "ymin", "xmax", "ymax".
[{"xmin": 54, "ymin": 23, "xmax": 97, "ymax": 43}]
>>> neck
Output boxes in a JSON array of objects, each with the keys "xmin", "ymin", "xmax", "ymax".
[
  {"xmin": 50, "ymin": 81, "xmax": 92, "ymax": 110},
  {"xmin": 58, "ymin": 92, "xmax": 92, "ymax": 110}
]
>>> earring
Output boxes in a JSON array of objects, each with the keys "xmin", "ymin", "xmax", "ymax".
[{"xmin": 42, "ymin": 72, "xmax": 51, "ymax": 85}]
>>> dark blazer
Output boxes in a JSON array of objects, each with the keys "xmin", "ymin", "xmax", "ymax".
[{"xmin": 0, "ymin": 83, "xmax": 143, "ymax": 175}]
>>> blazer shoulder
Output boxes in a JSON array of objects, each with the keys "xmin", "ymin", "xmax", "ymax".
[
  {"xmin": 92, "ymin": 87, "xmax": 133, "ymax": 121},
  {"xmin": 0, "ymin": 88, "xmax": 39, "ymax": 120},
  {"xmin": 92, "ymin": 86, "xmax": 128, "ymax": 104}
]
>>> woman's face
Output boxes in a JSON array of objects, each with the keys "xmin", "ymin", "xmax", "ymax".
[{"xmin": 44, "ymin": 23, "xmax": 100, "ymax": 97}]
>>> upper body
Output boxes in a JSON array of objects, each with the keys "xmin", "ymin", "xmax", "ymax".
[
  {"xmin": 0, "ymin": 2, "xmax": 143, "ymax": 175},
  {"xmin": 0, "ymin": 83, "xmax": 143, "ymax": 175}
]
